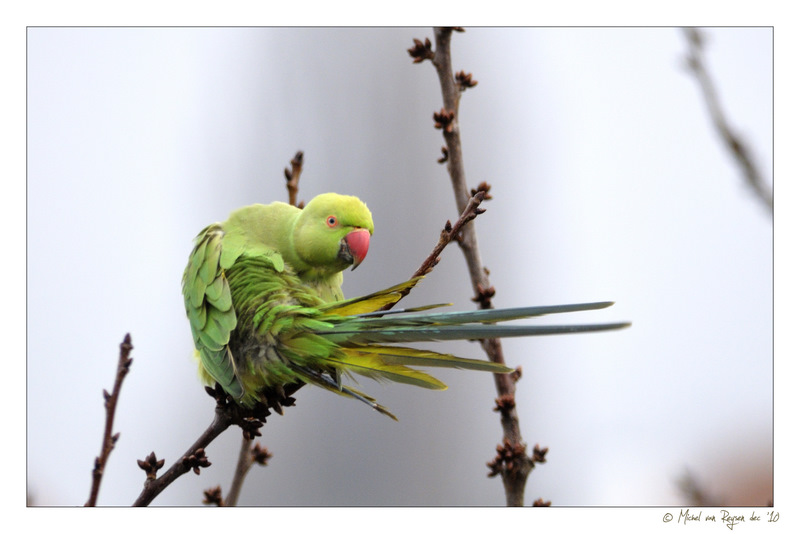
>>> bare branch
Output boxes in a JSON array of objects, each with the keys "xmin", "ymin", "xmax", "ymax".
[
  {"xmin": 132, "ymin": 399, "xmax": 233, "ymax": 506},
  {"xmin": 429, "ymin": 29, "xmax": 496, "ymax": 307},
  {"xmin": 412, "ymin": 27, "xmax": 539, "ymax": 506},
  {"xmin": 224, "ymin": 436, "xmax": 253, "ymax": 506},
  {"xmin": 224, "ymin": 440, "xmax": 272, "ymax": 506},
  {"xmin": 132, "ymin": 384, "xmax": 292, "ymax": 506},
  {"xmin": 381, "ymin": 190, "xmax": 487, "ymax": 311},
  {"xmin": 85, "ymin": 334, "xmax": 133, "ymax": 506},
  {"xmin": 284, "ymin": 151, "xmax": 305, "ymax": 208},
  {"xmin": 683, "ymin": 28, "xmax": 772, "ymax": 214}
]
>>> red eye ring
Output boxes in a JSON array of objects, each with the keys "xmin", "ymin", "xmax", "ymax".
[{"xmin": 326, "ymin": 215, "xmax": 338, "ymax": 228}]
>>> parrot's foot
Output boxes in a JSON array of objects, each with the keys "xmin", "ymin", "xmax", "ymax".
[
  {"xmin": 204, "ymin": 383, "xmax": 301, "ymax": 439},
  {"xmin": 257, "ymin": 383, "xmax": 302, "ymax": 415}
]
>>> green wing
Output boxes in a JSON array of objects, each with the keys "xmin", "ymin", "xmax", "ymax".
[{"xmin": 182, "ymin": 223, "xmax": 243, "ymax": 399}]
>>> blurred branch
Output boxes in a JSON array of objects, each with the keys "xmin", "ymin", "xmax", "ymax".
[
  {"xmin": 677, "ymin": 469, "xmax": 721, "ymax": 507},
  {"xmin": 85, "ymin": 334, "xmax": 133, "ymax": 506},
  {"xmin": 202, "ymin": 441, "xmax": 272, "ymax": 506},
  {"xmin": 224, "ymin": 440, "xmax": 273, "ymax": 506},
  {"xmin": 225, "ymin": 437, "xmax": 255, "ymax": 506},
  {"xmin": 683, "ymin": 28, "xmax": 773, "ymax": 214},
  {"xmin": 409, "ymin": 27, "xmax": 541, "ymax": 507}
]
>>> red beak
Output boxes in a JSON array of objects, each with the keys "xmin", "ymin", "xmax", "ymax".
[{"xmin": 342, "ymin": 228, "xmax": 371, "ymax": 270}]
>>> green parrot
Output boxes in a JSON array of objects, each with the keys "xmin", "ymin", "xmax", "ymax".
[{"xmin": 183, "ymin": 192, "xmax": 628, "ymax": 419}]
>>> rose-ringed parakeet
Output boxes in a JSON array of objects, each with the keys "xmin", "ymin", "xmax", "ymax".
[{"xmin": 183, "ymin": 192, "xmax": 628, "ymax": 419}]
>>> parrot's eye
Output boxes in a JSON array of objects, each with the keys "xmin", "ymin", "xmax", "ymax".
[{"xmin": 326, "ymin": 215, "xmax": 338, "ymax": 228}]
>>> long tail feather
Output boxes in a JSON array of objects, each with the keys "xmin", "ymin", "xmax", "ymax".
[
  {"xmin": 332, "ymin": 348, "xmax": 449, "ymax": 390},
  {"xmin": 350, "ymin": 301, "xmax": 614, "ymax": 324},
  {"xmin": 380, "ymin": 301, "xmax": 616, "ymax": 324},
  {"xmin": 299, "ymin": 278, "xmax": 629, "ymax": 418},
  {"xmin": 351, "ymin": 345, "xmax": 511, "ymax": 373},
  {"xmin": 354, "ymin": 302, "xmax": 452, "ymax": 318},
  {"xmin": 293, "ymin": 366, "xmax": 399, "ymax": 420},
  {"xmin": 322, "ymin": 321, "xmax": 631, "ymax": 344}
]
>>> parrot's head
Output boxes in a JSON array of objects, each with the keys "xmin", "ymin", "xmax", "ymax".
[{"xmin": 294, "ymin": 193, "xmax": 374, "ymax": 274}]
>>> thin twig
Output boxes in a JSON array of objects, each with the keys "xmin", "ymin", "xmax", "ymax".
[
  {"xmin": 284, "ymin": 151, "xmax": 305, "ymax": 208},
  {"xmin": 132, "ymin": 399, "xmax": 233, "ymax": 506},
  {"xmin": 132, "ymin": 384, "xmax": 282, "ymax": 506},
  {"xmin": 411, "ymin": 27, "xmax": 539, "ymax": 506},
  {"xmin": 381, "ymin": 190, "xmax": 487, "ymax": 311},
  {"xmin": 683, "ymin": 28, "xmax": 772, "ymax": 214},
  {"xmin": 85, "ymin": 333, "xmax": 133, "ymax": 506}
]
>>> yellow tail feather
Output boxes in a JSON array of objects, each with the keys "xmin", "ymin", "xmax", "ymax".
[
  {"xmin": 331, "ymin": 348, "xmax": 448, "ymax": 390},
  {"xmin": 320, "ymin": 277, "xmax": 423, "ymax": 317}
]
